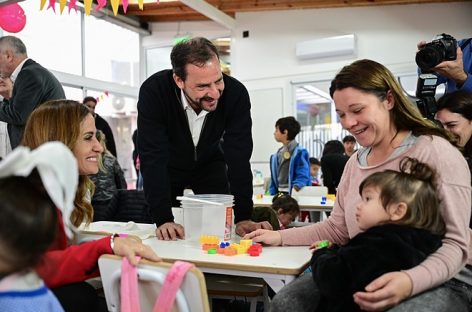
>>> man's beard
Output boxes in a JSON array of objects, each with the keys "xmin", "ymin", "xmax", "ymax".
[{"xmin": 183, "ymin": 89, "xmax": 220, "ymax": 112}]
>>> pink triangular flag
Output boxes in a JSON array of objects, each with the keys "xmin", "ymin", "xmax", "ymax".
[
  {"xmin": 68, "ymin": 0, "xmax": 78, "ymax": 13},
  {"xmin": 95, "ymin": 0, "xmax": 107, "ymax": 11},
  {"xmin": 122, "ymin": 0, "xmax": 128, "ymax": 13},
  {"xmin": 47, "ymin": 0, "xmax": 56, "ymax": 12}
]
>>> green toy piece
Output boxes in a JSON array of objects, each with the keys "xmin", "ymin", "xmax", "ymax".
[{"xmin": 318, "ymin": 240, "xmax": 330, "ymax": 248}]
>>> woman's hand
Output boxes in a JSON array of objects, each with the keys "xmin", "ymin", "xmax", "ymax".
[
  {"xmin": 112, "ymin": 236, "xmax": 161, "ymax": 266},
  {"xmin": 353, "ymin": 272, "xmax": 412, "ymax": 311},
  {"xmin": 243, "ymin": 229, "xmax": 282, "ymax": 246}
]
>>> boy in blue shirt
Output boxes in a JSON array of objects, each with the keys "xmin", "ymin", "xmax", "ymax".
[{"xmin": 269, "ymin": 116, "xmax": 311, "ymax": 195}]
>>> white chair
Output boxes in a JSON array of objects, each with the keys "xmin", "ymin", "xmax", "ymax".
[{"xmin": 98, "ymin": 254, "xmax": 210, "ymax": 312}]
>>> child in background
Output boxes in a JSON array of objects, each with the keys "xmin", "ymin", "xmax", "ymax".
[
  {"xmin": 342, "ymin": 135, "xmax": 357, "ymax": 157},
  {"xmin": 310, "ymin": 157, "xmax": 445, "ymax": 312},
  {"xmin": 0, "ymin": 143, "xmax": 77, "ymax": 312},
  {"xmin": 309, "ymin": 157, "xmax": 321, "ymax": 186},
  {"xmin": 252, "ymin": 194, "xmax": 300, "ymax": 230},
  {"xmin": 269, "ymin": 116, "xmax": 311, "ymax": 195}
]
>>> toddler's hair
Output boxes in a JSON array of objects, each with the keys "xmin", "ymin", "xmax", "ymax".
[
  {"xmin": 309, "ymin": 157, "xmax": 321, "ymax": 166},
  {"xmin": 272, "ymin": 194, "xmax": 300, "ymax": 215},
  {"xmin": 0, "ymin": 170, "xmax": 57, "ymax": 274},
  {"xmin": 359, "ymin": 157, "xmax": 445, "ymax": 235}
]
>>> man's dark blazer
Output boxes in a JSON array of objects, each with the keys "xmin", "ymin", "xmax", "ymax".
[{"xmin": 0, "ymin": 59, "xmax": 65, "ymax": 148}]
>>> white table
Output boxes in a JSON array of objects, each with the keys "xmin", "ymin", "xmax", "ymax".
[
  {"xmin": 253, "ymin": 195, "xmax": 334, "ymax": 210},
  {"xmin": 79, "ymin": 221, "xmax": 312, "ymax": 292}
]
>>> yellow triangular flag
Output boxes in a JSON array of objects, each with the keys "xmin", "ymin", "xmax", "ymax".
[
  {"xmin": 138, "ymin": 0, "xmax": 143, "ymax": 10},
  {"xmin": 40, "ymin": 0, "xmax": 47, "ymax": 10},
  {"xmin": 110, "ymin": 0, "xmax": 120, "ymax": 16},
  {"xmin": 59, "ymin": 0, "xmax": 67, "ymax": 13},
  {"xmin": 83, "ymin": 0, "xmax": 93, "ymax": 15}
]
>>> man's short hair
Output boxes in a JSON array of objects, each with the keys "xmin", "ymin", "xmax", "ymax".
[
  {"xmin": 275, "ymin": 116, "xmax": 301, "ymax": 141},
  {"xmin": 170, "ymin": 37, "xmax": 220, "ymax": 81},
  {"xmin": 83, "ymin": 96, "xmax": 97, "ymax": 105},
  {"xmin": 0, "ymin": 36, "xmax": 27, "ymax": 55},
  {"xmin": 342, "ymin": 135, "xmax": 356, "ymax": 143}
]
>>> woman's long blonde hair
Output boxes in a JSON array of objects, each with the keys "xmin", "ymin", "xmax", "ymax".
[{"xmin": 22, "ymin": 100, "xmax": 95, "ymax": 226}]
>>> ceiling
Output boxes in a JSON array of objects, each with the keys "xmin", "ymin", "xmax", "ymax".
[{"xmin": 122, "ymin": 0, "xmax": 462, "ymax": 27}]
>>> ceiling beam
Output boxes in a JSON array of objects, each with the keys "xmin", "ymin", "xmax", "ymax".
[
  {"xmin": 124, "ymin": 0, "xmax": 463, "ymax": 24},
  {"xmin": 179, "ymin": 0, "xmax": 236, "ymax": 29}
]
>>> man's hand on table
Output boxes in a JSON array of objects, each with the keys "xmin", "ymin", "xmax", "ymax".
[{"xmin": 155, "ymin": 222, "xmax": 185, "ymax": 240}]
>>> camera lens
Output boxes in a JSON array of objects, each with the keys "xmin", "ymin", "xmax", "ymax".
[{"xmin": 416, "ymin": 46, "xmax": 443, "ymax": 70}]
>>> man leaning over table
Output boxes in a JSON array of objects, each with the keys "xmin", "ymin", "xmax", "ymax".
[{"xmin": 138, "ymin": 37, "xmax": 272, "ymax": 240}]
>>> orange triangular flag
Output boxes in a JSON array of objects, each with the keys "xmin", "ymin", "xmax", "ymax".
[
  {"xmin": 83, "ymin": 0, "xmax": 93, "ymax": 15},
  {"xmin": 110, "ymin": 0, "xmax": 120, "ymax": 15},
  {"xmin": 59, "ymin": 0, "xmax": 67, "ymax": 13}
]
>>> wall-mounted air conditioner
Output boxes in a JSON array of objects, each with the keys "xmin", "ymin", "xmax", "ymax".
[{"xmin": 296, "ymin": 34, "xmax": 356, "ymax": 60}]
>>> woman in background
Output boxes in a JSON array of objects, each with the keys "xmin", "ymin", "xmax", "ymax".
[
  {"xmin": 320, "ymin": 140, "xmax": 349, "ymax": 194},
  {"xmin": 90, "ymin": 130, "xmax": 127, "ymax": 220}
]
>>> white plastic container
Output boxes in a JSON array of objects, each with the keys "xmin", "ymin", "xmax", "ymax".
[{"xmin": 180, "ymin": 194, "xmax": 234, "ymax": 241}]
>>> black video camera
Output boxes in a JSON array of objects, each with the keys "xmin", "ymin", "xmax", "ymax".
[
  {"xmin": 416, "ymin": 33, "xmax": 457, "ymax": 71},
  {"xmin": 416, "ymin": 73, "xmax": 438, "ymax": 121}
]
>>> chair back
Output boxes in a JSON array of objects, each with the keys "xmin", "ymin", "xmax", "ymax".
[{"xmin": 99, "ymin": 254, "xmax": 210, "ymax": 312}]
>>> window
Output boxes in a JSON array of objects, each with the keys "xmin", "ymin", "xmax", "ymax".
[
  {"xmin": 84, "ymin": 16, "xmax": 140, "ymax": 87},
  {"xmin": 4, "ymin": 1, "xmax": 82, "ymax": 75}
]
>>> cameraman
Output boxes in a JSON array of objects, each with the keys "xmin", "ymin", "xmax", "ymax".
[{"xmin": 417, "ymin": 37, "xmax": 472, "ymax": 93}]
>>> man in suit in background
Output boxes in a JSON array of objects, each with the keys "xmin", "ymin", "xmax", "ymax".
[
  {"xmin": 0, "ymin": 36, "xmax": 65, "ymax": 149},
  {"xmin": 83, "ymin": 96, "xmax": 117, "ymax": 157}
]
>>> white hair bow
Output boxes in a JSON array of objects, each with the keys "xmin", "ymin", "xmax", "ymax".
[{"xmin": 0, "ymin": 142, "xmax": 78, "ymax": 238}]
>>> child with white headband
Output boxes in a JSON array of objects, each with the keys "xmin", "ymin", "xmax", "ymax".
[{"xmin": 0, "ymin": 142, "xmax": 77, "ymax": 312}]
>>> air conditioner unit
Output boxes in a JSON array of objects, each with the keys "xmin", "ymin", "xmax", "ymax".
[{"xmin": 296, "ymin": 34, "xmax": 356, "ymax": 60}]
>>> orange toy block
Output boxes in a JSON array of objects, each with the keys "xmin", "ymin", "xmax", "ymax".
[{"xmin": 224, "ymin": 247, "xmax": 237, "ymax": 256}]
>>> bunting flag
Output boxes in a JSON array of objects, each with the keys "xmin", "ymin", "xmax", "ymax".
[
  {"xmin": 110, "ymin": 0, "xmax": 120, "ymax": 15},
  {"xmin": 59, "ymin": 0, "xmax": 67, "ymax": 13},
  {"xmin": 47, "ymin": 0, "xmax": 55, "ymax": 12},
  {"xmin": 40, "ymin": 0, "xmax": 160, "ymax": 16},
  {"xmin": 68, "ymin": 0, "xmax": 77, "ymax": 13},
  {"xmin": 40, "ymin": 0, "xmax": 47, "ymax": 10},
  {"xmin": 121, "ymin": 0, "xmax": 128, "ymax": 13},
  {"xmin": 95, "ymin": 0, "xmax": 107, "ymax": 11},
  {"xmin": 97, "ymin": 91, "xmax": 109, "ymax": 103},
  {"xmin": 83, "ymin": 0, "xmax": 93, "ymax": 15}
]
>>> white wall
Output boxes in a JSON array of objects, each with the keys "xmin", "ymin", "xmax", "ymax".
[{"xmin": 143, "ymin": 1, "xmax": 472, "ymax": 177}]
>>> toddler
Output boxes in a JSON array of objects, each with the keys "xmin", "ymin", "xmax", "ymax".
[
  {"xmin": 0, "ymin": 143, "xmax": 78, "ymax": 312},
  {"xmin": 252, "ymin": 194, "xmax": 300, "ymax": 230}
]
